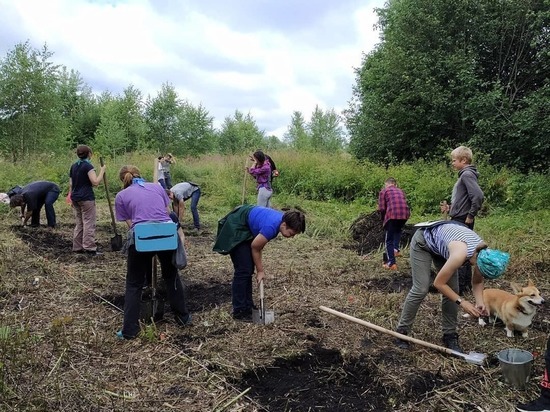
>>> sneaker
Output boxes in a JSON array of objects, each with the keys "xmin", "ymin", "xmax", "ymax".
[
  {"xmin": 383, "ymin": 263, "xmax": 398, "ymax": 270},
  {"xmin": 442, "ymin": 333, "xmax": 463, "ymax": 353},
  {"xmin": 516, "ymin": 397, "xmax": 550, "ymax": 412},
  {"xmin": 176, "ymin": 313, "xmax": 193, "ymax": 326},
  {"xmin": 395, "ymin": 327, "xmax": 410, "ymax": 349},
  {"xmin": 116, "ymin": 330, "xmax": 135, "ymax": 340},
  {"xmin": 394, "ymin": 250, "xmax": 402, "ymax": 257}
]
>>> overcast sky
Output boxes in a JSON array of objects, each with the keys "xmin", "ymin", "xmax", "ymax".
[{"xmin": 0, "ymin": 0, "xmax": 384, "ymax": 138}]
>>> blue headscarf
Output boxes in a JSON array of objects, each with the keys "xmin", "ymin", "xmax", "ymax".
[
  {"xmin": 477, "ymin": 248, "xmax": 510, "ymax": 279},
  {"xmin": 132, "ymin": 177, "xmax": 146, "ymax": 187}
]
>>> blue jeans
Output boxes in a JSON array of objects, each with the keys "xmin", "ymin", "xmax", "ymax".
[
  {"xmin": 31, "ymin": 189, "xmax": 60, "ymax": 227},
  {"xmin": 189, "ymin": 189, "xmax": 201, "ymax": 229},
  {"xmin": 384, "ymin": 219, "xmax": 407, "ymax": 265},
  {"xmin": 229, "ymin": 240, "xmax": 254, "ymax": 314},
  {"xmin": 397, "ymin": 229, "xmax": 459, "ymax": 335},
  {"xmin": 121, "ymin": 245, "xmax": 189, "ymax": 338}
]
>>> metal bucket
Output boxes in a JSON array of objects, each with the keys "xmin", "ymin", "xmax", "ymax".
[{"xmin": 497, "ymin": 348, "xmax": 534, "ymax": 389}]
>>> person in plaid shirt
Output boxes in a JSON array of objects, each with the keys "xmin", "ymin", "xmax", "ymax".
[{"xmin": 378, "ymin": 177, "xmax": 410, "ymax": 270}]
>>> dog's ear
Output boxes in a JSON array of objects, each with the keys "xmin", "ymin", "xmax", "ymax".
[
  {"xmin": 527, "ymin": 279, "xmax": 534, "ymax": 287},
  {"xmin": 510, "ymin": 282, "xmax": 522, "ymax": 294}
]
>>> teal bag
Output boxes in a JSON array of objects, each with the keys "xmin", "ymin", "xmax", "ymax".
[{"xmin": 134, "ymin": 222, "xmax": 178, "ymax": 252}]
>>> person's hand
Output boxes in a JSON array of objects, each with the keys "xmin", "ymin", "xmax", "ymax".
[
  {"xmin": 475, "ymin": 302, "xmax": 488, "ymax": 316},
  {"xmin": 465, "ymin": 215, "xmax": 474, "ymax": 225},
  {"xmin": 256, "ymin": 271, "xmax": 265, "ymax": 284},
  {"xmin": 100, "ymin": 164, "xmax": 106, "ymax": 172},
  {"xmin": 440, "ymin": 201, "xmax": 449, "ymax": 213},
  {"xmin": 460, "ymin": 300, "xmax": 482, "ymax": 317}
]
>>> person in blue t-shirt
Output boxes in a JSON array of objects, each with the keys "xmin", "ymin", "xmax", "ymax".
[{"xmin": 213, "ymin": 205, "xmax": 306, "ymax": 322}]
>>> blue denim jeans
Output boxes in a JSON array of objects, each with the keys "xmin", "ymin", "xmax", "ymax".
[
  {"xmin": 384, "ymin": 219, "xmax": 407, "ymax": 265},
  {"xmin": 31, "ymin": 189, "xmax": 60, "ymax": 227},
  {"xmin": 189, "ymin": 189, "xmax": 201, "ymax": 229},
  {"xmin": 397, "ymin": 229, "xmax": 459, "ymax": 335},
  {"xmin": 229, "ymin": 240, "xmax": 254, "ymax": 314}
]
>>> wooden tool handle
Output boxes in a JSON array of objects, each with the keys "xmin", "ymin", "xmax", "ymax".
[{"xmin": 99, "ymin": 157, "xmax": 118, "ymax": 235}]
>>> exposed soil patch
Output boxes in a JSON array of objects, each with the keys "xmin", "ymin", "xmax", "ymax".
[
  {"xmin": 344, "ymin": 211, "xmax": 416, "ymax": 256},
  {"xmin": 364, "ymin": 273, "xmax": 413, "ymax": 293}
]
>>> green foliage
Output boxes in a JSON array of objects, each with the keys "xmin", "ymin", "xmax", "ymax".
[
  {"xmin": 217, "ymin": 110, "xmax": 265, "ymax": 154},
  {"xmin": 348, "ymin": 0, "xmax": 550, "ymax": 172}
]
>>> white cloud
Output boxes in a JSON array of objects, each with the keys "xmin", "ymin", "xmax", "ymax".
[{"xmin": 0, "ymin": 0, "xmax": 384, "ymax": 137}]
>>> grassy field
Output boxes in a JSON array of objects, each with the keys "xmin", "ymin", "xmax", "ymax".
[{"xmin": 0, "ymin": 152, "xmax": 549, "ymax": 411}]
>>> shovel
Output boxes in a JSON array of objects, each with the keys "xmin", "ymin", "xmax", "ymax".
[
  {"xmin": 252, "ymin": 279, "xmax": 275, "ymax": 325},
  {"xmin": 99, "ymin": 157, "xmax": 123, "ymax": 251},
  {"xmin": 141, "ymin": 256, "xmax": 165, "ymax": 323},
  {"xmin": 319, "ymin": 306, "xmax": 487, "ymax": 366}
]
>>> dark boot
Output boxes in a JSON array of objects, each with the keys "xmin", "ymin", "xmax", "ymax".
[
  {"xmin": 516, "ymin": 387, "xmax": 550, "ymax": 412},
  {"xmin": 395, "ymin": 327, "xmax": 410, "ymax": 349},
  {"xmin": 442, "ymin": 333, "xmax": 463, "ymax": 353}
]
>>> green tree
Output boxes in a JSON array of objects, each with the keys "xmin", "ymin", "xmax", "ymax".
[
  {"xmin": 284, "ymin": 111, "xmax": 311, "ymax": 150},
  {"xmin": 0, "ymin": 42, "xmax": 68, "ymax": 161},
  {"xmin": 175, "ymin": 102, "xmax": 217, "ymax": 155},
  {"xmin": 347, "ymin": 0, "xmax": 549, "ymax": 172},
  {"xmin": 144, "ymin": 82, "xmax": 181, "ymax": 153},
  {"xmin": 308, "ymin": 105, "xmax": 345, "ymax": 153},
  {"xmin": 217, "ymin": 110, "xmax": 264, "ymax": 154}
]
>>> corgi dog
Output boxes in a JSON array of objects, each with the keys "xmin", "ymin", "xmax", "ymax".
[{"xmin": 479, "ymin": 280, "xmax": 545, "ymax": 337}]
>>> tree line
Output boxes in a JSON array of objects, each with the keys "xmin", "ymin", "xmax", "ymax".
[
  {"xmin": 346, "ymin": 0, "xmax": 549, "ymax": 173},
  {"xmin": 0, "ymin": 42, "xmax": 346, "ymax": 161}
]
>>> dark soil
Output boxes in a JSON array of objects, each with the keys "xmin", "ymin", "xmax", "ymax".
[{"xmin": 345, "ymin": 211, "xmax": 417, "ymax": 256}]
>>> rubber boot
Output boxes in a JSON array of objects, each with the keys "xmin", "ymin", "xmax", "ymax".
[
  {"xmin": 395, "ymin": 327, "xmax": 410, "ymax": 349},
  {"xmin": 442, "ymin": 333, "xmax": 463, "ymax": 353}
]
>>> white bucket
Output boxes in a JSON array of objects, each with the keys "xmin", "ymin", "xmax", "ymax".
[{"xmin": 497, "ymin": 348, "xmax": 534, "ymax": 390}]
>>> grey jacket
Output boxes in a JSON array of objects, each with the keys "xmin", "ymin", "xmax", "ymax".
[{"xmin": 450, "ymin": 166, "xmax": 484, "ymax": 219}]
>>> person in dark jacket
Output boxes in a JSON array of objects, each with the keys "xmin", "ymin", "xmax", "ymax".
[
  {"xmin": 213, "ymin": 206, "xmax": 306, "ymax": 322},
  {"xmin": 441, "ymin": 146, "xmax": 484, "ymax": 229},
  {"xmin": 516, "ymin": 335, "xmax": 550, "ymax": 411},
  {"xmin": 440, "ymin": 146, "xmax": 485, "ymax": 295},
  {"xmin": 9, "ymin": 181, "xmax": 60, "ymax": 228}
]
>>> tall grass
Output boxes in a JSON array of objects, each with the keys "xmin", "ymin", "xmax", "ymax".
[{"xmin": 1, "ymin": 150, "xmax": 548, "ymax": 244}]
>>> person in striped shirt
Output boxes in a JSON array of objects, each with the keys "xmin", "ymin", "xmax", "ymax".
[
  {"xmin": 395, "ymin": 221, "xmax": 509, "ymax": 353},
  {"xmin": 378, "ymin": 177, "xmax": 410, "ymax": 270}
]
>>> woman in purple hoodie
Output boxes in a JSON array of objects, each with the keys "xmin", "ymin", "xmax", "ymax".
[{"xmin": 247, "ymin": 150, "xmax": 272, "ymax": 208}]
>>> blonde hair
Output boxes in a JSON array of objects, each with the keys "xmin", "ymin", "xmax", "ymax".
[
  {"xmin": 451, "ymin": 146, "xmax": 473, "ymax": 164},
  {"xmin": 166, "ymin": 153, "xmax": 176, "ymax": 164},
  {"xmin": 119, "ymin": 165, "xmax": 142, "ymax": 188}
]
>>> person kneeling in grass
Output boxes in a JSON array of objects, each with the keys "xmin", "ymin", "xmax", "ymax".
[{"xmin": 213, "ymin": 205, "xmax": 306, "ymax": 322}]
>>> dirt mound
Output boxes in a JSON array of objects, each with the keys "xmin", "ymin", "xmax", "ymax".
[{"xmin": 344, "ymin": 211, "xmax": 417, "ymax": 256}]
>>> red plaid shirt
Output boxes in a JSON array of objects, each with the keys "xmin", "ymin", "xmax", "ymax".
[{"xmin": 378, "ymin": 186, "xmax": 410, "ymax": 227}]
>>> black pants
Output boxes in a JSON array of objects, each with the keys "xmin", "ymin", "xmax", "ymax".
[
  {"xmin": 121, "ymin": 245, "xmax": 189, "ymax": 338},
  {"xmin": 451, "ymin": 215, "xmax": 474, "ymax": 295}
]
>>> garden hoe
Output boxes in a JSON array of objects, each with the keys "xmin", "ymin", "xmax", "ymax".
[
  {"xmin": 319, "ymin": 306, "xmax": 487, "ymax": 366},
  {"xmin": 99, "ymin": 157, "xmax": 123, "ymax": 251},
  {"xmin": 253, "ymin": 279, "xmax": 274, "ymax": 325}
]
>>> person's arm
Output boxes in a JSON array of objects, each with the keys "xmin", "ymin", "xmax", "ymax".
[
  {"xmin": 463, "ymin": 172, "xmax": 484, "ymax": 223},
  {"xmin": 471, "ymin": 265, "xmax": 486, "ymax": 315},
  {"xmin": 87, "ymin": 165, "xmax": 106, "ymax": 187},
  {"xmin": 21, "ymin": 204, "xmax": 32, "ymax": 226},
  {"xmin": 251, "ymin": 233, "xmax": 269, "ymax": 283},
  {"xmin": 177, "ymin": 199, "xmax": 185, "ymax": 222},
  {"xmin": 125, "ymin": 219, "xmax": 132, "ymax": 228},
  {"xmin": 433, "ymin": 241, "xmax": 482, "ymax": 317}
]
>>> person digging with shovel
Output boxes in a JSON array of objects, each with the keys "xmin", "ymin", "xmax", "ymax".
[
  {"xmin": 213, "ymin": 206, "xmax": 306, "ymax": 322},
  {"xmin": 394, "ymin": 221, "xmax": 509, "ymax": 352},
  {"xmin": 114, "ymin": 165, "xmax": 191, "ymax": 340}
]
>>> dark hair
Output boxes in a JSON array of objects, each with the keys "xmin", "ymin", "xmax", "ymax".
[
  {"xmin": 9, "ymin": 194, "xmax": 25, "ymax": 208},
  {"xmin": 253, "ymin": 150, "xmax": 266, "ymax": 165},
  {"xmin": 385, "ymin": 177, "xmax": 397, "ymax": 185},
  {"xmin": 282, "ymin": 209, "xmax": 306, "ymax": 234},
  {"xmin": 76, "ymin": 145, "xmax": 92, "ymax": 159}
]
